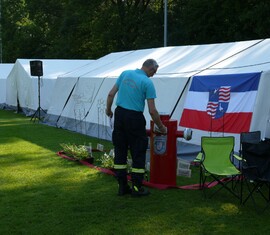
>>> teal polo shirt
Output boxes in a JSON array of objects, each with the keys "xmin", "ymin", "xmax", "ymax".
[{"xmin": 115, "ymin": 69, "xmax": 157, "ymax": 112}]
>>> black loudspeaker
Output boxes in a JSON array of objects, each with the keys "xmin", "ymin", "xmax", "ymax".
[{"xmin": 30, "ymin": 60, "xmax": 43, "ymax": 76}]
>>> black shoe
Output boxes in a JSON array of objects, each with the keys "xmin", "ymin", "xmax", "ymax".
[
  {"xmin": 131, "ymin": 186, "xmax": 150, "ymax": 197},
  {"xmin": 118, "ymin": 184, "xmax": 132, "ymax": 196}
]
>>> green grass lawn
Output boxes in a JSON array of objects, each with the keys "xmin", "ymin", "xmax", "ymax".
[{"xmin": 0, "ymin": 109, "xmax": 270, "ymax": 235}]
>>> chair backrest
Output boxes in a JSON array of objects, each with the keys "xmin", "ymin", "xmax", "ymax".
[
  {"xmin": 242, "ymin": 141, "xmax": 270, "ymax": 180},
  {"xmin": 240, "ymin": 131, "xmax": 261, "ymax": 153},
  {"xmin": 201, "ymin": 136, "xmax": 235, "ymax": 174}
]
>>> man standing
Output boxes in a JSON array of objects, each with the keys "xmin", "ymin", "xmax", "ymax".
[{"xmin": 106, "ymin": 59, "xmax": 167, "ymax": 197}]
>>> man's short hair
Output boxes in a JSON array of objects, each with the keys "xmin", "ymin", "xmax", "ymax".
[{"xmin": 143, "ymin": 59, "xmax": 159, "ymax": 68}]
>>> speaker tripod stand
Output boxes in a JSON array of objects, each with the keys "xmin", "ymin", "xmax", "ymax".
[{"xmin": 31, "ymin": 75, "xmax": 46, "ymax": 122}]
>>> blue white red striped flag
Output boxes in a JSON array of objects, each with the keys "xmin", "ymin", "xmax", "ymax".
[{"xmin": 180, "ymin": 72, "xmax": 261, "ymax": 133}]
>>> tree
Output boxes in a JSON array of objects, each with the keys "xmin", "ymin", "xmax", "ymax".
[
  {"xmin": 178, "ymin": 0, "xmax": 270, "ymax": 45},
  {"xmin": 87, "ymin": 0, "xmax": 164, "ymax": 57},
  {"xmin": 2, "ymin": 0, "xmax": 270, "ymax": 62}
]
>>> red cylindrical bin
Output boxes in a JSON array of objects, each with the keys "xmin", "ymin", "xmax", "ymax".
[{"xmin": 149, "ymin": 114, "xmax": 178, "ymax": 186}]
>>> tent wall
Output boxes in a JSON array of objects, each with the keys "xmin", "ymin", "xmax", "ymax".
[
  {"xmin": 43, "ymin": 76, "xmax": 79, "ymax": 124},
  {"xmin": 0, "ymin": 64, "xmax": 13, "ymax": 107},
  {"xmin": 250, "ymin": 71, "xmax": 270, "ymax": 139},
  {"xmin": 56, "ymin": 76, "xmax": 107, "ymax": 137},
  {"xmin": 143, "ymin": 75, "xmax": 190, "ymax": 128},
  {"xmin": 5, "ymin": 59, "xmax": 93, "ymax": 115},
  {"xmin": 0, "ymin": 78, "xmax": 6, "ymax": 106},
  {"xmin": 45, "ymin": 75, "xmax": 190, "ymax": 140},
  {"xmin": 45, "ymin": 76, "xmax": 118, "ymax": 140},
  {"xmin": 41, "ymin": 39, "xmax": 270, "ymax": 156},
  {"xmin": 6, "ymin": 61, "xmax": 34, "ymax": 112}
]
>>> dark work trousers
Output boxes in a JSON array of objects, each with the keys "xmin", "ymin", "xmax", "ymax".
[{"xmin": 112, "ymin": 106, "xmax": 148, "ymax": 186}]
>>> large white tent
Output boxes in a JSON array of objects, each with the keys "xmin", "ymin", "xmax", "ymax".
[
  {"xmin": 174, "ymin": 39, "xmax": 270, "ymax": 153},
  {"xmin": 0, "ymin": 63, "xmax": 13, "ymax": 107},
  {"xmin": 5, "ymin": 59, "xmax": 94, "ymax": 115},
  {"xmin": 44, "ymin": 38, "xmax": 270, "ymax": 154}
]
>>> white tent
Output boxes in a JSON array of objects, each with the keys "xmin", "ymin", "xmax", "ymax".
[
  {"xmin": 174, "ymin": 38, "xmax": 270, "ymax": 153},
  {"xmin": 0, "ymin": 63, "xmax": 13, "ymax": 107},
  {"xmin": 5, "ymin": 59, "xmax": 94, "ymax": 115},
  {"xmin": 44, "ymin": 51, "xmax": 134, "ymax": 126},
  {"xmin": 44, "ymin": 38, "xmax": 270, "ymax": 154}
]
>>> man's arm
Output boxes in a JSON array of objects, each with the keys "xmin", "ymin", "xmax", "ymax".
[
  {"xmin": 147, "ymin": 99, "xmax": 167, "ymax": 134},
  {"xmin": 106, "ymin": 85, "xmax": 118, "ymax": 118}
]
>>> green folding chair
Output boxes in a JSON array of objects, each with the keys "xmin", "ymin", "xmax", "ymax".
[{"xmin": 200, "ymin": 136, "xmax": 242, "ymax": 202}]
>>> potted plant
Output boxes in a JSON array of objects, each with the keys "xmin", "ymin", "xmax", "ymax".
[
  {"xmin": 96, "ymin": 150, "xmax": 132, "ymax": 172},
  {"xmin": 97, "ymin": 152, "xmax": 114, "ymax": 169},
  {"xmin": 60, "ymin": 143, "xmax": 94, "ymax": 163}
]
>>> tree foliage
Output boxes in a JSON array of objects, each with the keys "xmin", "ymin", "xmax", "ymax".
[{"xmin": 1, "ymin": 0, "xmax": 270, "ymax": 62}]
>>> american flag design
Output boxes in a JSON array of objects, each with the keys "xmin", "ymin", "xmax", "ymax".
[{"xmin": 206, "ymin": 86, "xmax": 231, "ymax": 119}]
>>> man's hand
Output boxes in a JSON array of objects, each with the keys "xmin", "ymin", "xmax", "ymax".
[
  {"xmin": 106, "ymin": 109, "xmax": 113, "ymax": 118},
  {"xmin": 154, "ymin": 124, "xmax": 167, "ymax": 135}
]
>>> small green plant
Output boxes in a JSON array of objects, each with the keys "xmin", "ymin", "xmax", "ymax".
[
  {"xmin": 97, "ymin": 153, "xmax": 114, "ymax": 169},
  {"xmin": 97, "ymin": 151, "xmax": 133, "ymax": 171},
  {"xmin": 60, "ymin": 143, "xmax": 90, "ymax": 160}
]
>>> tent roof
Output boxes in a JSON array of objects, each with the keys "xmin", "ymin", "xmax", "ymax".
[
  {"xmin": 16, "ymin": 59, "xmax": 94, "ymax": 79},
  {"xmin": 199, "ymin": 38, "xmax": 270, "ymax": 75},
  {"xmin": 58, "ymin": 51, "xmax": 133, "ymax": 78},
  {"xmin": 60, "ymin": 38, "xmax": 270, "ymax": 79}
]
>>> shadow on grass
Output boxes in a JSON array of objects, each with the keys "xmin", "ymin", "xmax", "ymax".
[{"xmin": 0, "ymin": 110, "xmax": 112, "ymax": 152}]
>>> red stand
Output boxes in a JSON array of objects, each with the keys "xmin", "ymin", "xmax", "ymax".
[{"xmin": 149, "ymin": 115, "xmax": 184, "ymax": 186}]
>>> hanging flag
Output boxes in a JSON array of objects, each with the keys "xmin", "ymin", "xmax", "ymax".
[{"xmin": 180, "ymin": 72, "xmax": 261, "ymax": 133}]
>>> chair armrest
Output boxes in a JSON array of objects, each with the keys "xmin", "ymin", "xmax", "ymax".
[
  {"xmin": 233, "ymin": 154, "xmax": 243, "ymax": 161},
  {"xmin": 194, "ymin": 152, "xmax": 202, "ymax": 163}
]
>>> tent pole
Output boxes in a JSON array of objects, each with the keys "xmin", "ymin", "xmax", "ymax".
[
  {"xmin": 169, "ymin": 77, "xmax": 191, "ymax": 118},
  {"xmin": 164, "ymin": 0, "xmax": 167, "ymax": 47}
]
